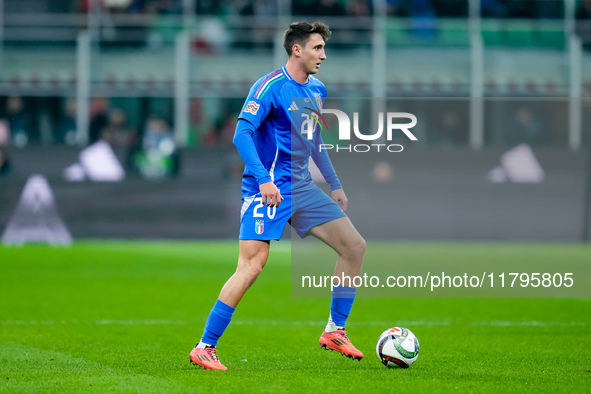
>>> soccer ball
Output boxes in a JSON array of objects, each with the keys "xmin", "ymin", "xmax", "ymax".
[{"xmin": 376, "ymin": 327, "xmax": 420, "ymax": 368}]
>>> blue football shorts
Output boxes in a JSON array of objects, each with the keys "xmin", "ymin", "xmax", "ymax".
[{"xmin": 239, "ymin": 186, "xmax": 346, "ymax": 241}]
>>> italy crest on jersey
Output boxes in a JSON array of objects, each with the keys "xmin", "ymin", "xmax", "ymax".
[
  {"xmin": 255, "ymin": 220, "xmax": 264, "ymax": 234},
  {"xmin": 315, "ymin": 96, "xmax": 322, "ymax": 110}
]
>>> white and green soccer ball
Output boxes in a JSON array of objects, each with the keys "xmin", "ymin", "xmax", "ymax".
[{"xmin": 376, "ymin": 327, "xmax": 420, "ymax": 368}]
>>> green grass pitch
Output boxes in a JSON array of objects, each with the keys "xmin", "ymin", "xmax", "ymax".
[{"xmin": 1, "ymin": 242, "xmax": 590, "ymax": 392}]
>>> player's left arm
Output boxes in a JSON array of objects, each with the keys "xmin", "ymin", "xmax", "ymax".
[
  {"xmin": 311, "ymin": 85, "xmax": 348, "ymax": 210},
  {"xmin": 330, "ymin": 188, "xmax": 348, "ymax": 212},
  {"xmin": 311, "ymin": 133, "xmax": 348, "ymax": 211}
]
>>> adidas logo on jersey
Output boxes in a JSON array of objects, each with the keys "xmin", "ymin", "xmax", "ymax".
[{"xmin": 288, "ymin": 102, "xmax": 299, "ymax": 111}]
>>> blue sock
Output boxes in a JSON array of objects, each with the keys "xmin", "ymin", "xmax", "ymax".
[
  {"xmin": 200, "ymin": 299, "xmax": 235, "ymax": 346},
  {"xmin": 330, "ymin": 285, "xmax": 356, "ymax": 328}
]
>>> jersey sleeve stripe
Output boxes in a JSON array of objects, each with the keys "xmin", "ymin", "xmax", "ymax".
[
  {"xmin": 254, "ymin": 70, "xmax": 283, "ymax": 98},
  {"xmin": 268, "ymin": 146, "xmax": 279, "ymax": 182},
  {"xmin": 257, "ymin": 75, "xmax": 285, "ymax": 100},
  {"xmin": 281, "ymin": 66, "xmax": 292, "ymax": 80}
]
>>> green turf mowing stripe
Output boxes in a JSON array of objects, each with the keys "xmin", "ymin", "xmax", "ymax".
[{"xmin": 0, "ymin": 343, "xmax": 187, "ymax": 392}]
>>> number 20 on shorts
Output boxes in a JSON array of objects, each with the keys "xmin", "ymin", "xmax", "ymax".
[{"xmin": 253, "ymin": 197, "xmax": 276, "ymax": 219}]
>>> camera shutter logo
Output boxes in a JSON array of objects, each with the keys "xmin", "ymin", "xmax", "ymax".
[{"xmin": 300, "ymin": 107, "xmax": 328, "ymax": 139}]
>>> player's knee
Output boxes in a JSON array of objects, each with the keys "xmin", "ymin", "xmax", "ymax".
[
  {"xmin": 343, "ymin": 237, "xmax": 366, "ymax": 262},
  {"xmin": 355, "ymin": 237, "xmax": 367, "ymax": 259},
  {"xmin": 242, "ymin": 260, "xmax": 264, "ymax": 280},
  {"xmin": 252, "ymin": 261, "xmax": 265, "ymax": 277}
]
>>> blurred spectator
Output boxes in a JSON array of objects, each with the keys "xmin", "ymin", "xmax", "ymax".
[
  {"xmin": 126, "ymin": 0, "xmax": 146, "ymax": 14},
  {"xmin": 143, "ymin": 115, "xmax": 173, "ymax": 150},
  {"xmin": 192, "ymin": 18, "xmax": 231, "ymax": 53},
  {"xmin": 390, "ymin": 0, "xmax": 436, "ymax": 18},
  {"xmin": 432, "ymin": 0, "xmax": 467, "ymax": 18},
  {"xmin": 292, "ymin": 0, "xmax": 312, "ymax": 15},
  {"xmin": 480, "ymin": 0, "xmax": 507, "ymax": 18},
  {"xmin": 5, "ymin": 0, "xmax": 49, "ymax": 13},
  {"xmin": 201, "ymin": 116, "xmax": 225, "ymax": 147},
  {"xmin": 576, "ymin": 0, "xmax": 591, "ymax": 50},
  {"xmin": 508, "ymin": 107, "xmax": 543, "ymax": 145},
  {"xmin": 347, "ymin": 0, "xmax": 372, "ymax": 16},
  {"xmin": 577, "ymin": 0, "xmax": 591, "ymax": 18},
  {"xmin": 237, "ymin": 0, "xmax": 277, "ymax": 50},
  {"xmin": 386, "ymin": 0, "xmax": 400, "ymax": 15},
  {"xmin": 102, "ymin": 0, "xmax": 134, "ymax": 13},
  {"xmin": 68, "ymin": 0, "xmax": 570, "ymax": 19},
  {"xmin": 60, "ymin": 98, "xmax": 78, "ymax": 146},
  {"xmin": 90, "ymin": 0, "xmax": 182, "ymax": 15},
  {"xmin": 201, "ymin": 112, "xmax": 237, "ymax": 148},
  {"xmin": 0, "ymin": 117, "xmax": 10, "ymax": 175},
  {"xmin": 7, "ymin": 96, "xmax": 30, "ymax": 148},
  {"xmin": 220, "ymin": 114, "xmax": 238, "ymax": 147},
  {"xmin": 240, "ymin": 0, "xmax": 278, "ymax": 16},
  {"xmin": 506, "ymin": 0, "xmax": 539, "ymax": 19},
  {"xmin": 388, "ymin": 0, "xmax": 438, "ymax": 38},
  {"xmin": 0, "ymin": 148, "xmax": 11, "ymax": 177},
  {"xmin": 428, "ymin": 111, "xmax": 460, "ymax": 146},
  {"xmin": 47, "ymin": 0, "xmax": 76, "ymax": 12},
  {"xmin": 89, "ymin": 98, "xmax": 110, "ymax": 144},
  {"xmin": 223, "ymin": 152, "xmax": 245, "ymax": 180},
  {"xmin": 196, "ymin": 0, "xmax": 228, "ymax": 15},
  {"xmin": 407, "ymin": 0, "xmax": 438, "ymax": 39},
  {"xmin": 123, "ymin": 0, "xmax": 184, "ymax": 15},
  {"xmin": 371, "ymin": 161, "xmax": 394, "ymax": 183},
  {"xmin": 311, "ymin": 0, "xmax": 347, "ymax": 16},
  {"xmin": 480, "ymin": 0, "xmax": 563, "ymax": 20},
  {"xmin": 538, "ymin": 0, "xmax": 563, "ymax": 19},
  {"xmin": 188, "ymin": 98, "xmax": 212, "ymax": 146},
  {"xmin": 153, "ymin": 0, "xmax": 183, "ymax": 14},
  {"xmin": 99, "ymin": 108, "xmax": 137, "ymax": 148},
  {"xmin": 134, "ymin": 115, "xmax": 179, "ymax": 178},
  {"xmin": 201, "ymin": 126, "xmax": 220, "ymax": 147},
  {"xmin": 0, "ymin": 120, "xmax": 9, "ymax": 146}
]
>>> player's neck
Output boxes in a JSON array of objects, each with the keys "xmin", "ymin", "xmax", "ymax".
[{"xmin": 285, "ymin": 62, "xmax": 309, "ymax": 84}]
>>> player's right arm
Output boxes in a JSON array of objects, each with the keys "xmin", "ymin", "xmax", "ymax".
[
  {"xmin": 233, "ymin": 119, "xmax": 283, "ymax": 207},
  {"xmin": 234, "ymin": 75, "xmax": 284, "ymax": 207},
  {"xmin": 259, "ymin": 180, "xmax": 283, "ymax": 208}
]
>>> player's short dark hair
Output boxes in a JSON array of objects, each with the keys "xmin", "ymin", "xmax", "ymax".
[{"xmin": 283, "ymin": 21, "xmax": 331, "ymax": 56}]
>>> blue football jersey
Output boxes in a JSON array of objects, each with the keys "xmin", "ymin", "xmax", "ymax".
[{"xmin": 235, "ymin": 66, "xmax": 341, "ymax": 198}]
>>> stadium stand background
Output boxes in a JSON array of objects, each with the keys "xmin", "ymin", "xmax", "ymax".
[{"xmin": 0, "ymin": 0, "xmax": 590, "ymax": 241}]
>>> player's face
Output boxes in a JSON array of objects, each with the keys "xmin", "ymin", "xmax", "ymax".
[{"xmin": 299, "ymin": 33, "xmax": 327, "ymax": 75}]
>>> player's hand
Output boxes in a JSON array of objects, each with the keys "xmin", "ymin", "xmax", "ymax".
[
  {"xmin": 331, "ymin": 188, "xmax": 348, "ymax": 212},
  {"xmin": 259, "ymin": 181, "xmax": 284, "ymax": 208}
]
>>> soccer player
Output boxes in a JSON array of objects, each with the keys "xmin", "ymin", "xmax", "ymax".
[{"xmin": 190, "ymin": 21, "xmax": 366, "ymax": 370}]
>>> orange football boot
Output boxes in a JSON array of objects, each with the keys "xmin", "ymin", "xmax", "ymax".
[
  {"xmin": 319, "ymin": 330, "xmax": 364, "ymax": 360},
  {"xmin": 189, "ymin": 346, "xmax": 227, "ymax": 370}
]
